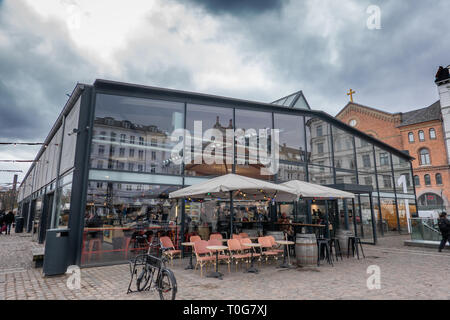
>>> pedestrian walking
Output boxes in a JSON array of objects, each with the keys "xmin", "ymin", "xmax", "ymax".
[
  {"xmin": 0, "ymin": 210, "xmax": 4, "ymax": 234},
  {"xmin": 438, "ymin": 212, "xmax": 450, "ymax": 252},
  {"xmin": 5, "ymin": 211, "xmax": 15, "ymax": 235}
]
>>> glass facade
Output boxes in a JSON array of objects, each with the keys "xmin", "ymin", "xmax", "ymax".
[{"xmin": 17, "ymin": 82, "xmax": 417, "ymax": 267}]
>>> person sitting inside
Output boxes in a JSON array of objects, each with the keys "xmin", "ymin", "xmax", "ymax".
[{"xmin": 278, "ymin": 213, "xmax": 294, "ymax": 240}]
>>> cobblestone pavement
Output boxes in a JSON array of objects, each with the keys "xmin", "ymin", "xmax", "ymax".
[{"xmin": 1, "ymin": 232, "xmax": 449, "ymax": 300}]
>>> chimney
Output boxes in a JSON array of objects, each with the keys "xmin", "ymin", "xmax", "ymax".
[{"xmin": 435, "ymin": 65, "xmax": 450, "ymax": 164}]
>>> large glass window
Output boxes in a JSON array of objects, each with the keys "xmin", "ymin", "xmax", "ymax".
[
  {"xmin": 332, "ymin": 127, "xmax": 356, "ymax": 171},
  {"xmin": 82, "ymin": 182, "xmax": 181, "ymax": 266},
  {"xmin": 418, "ymin": 130, "xmax": 425, "ymax": 141},
  {"xmin": 436, "ymin": 173, "xmax": 442, "ymax": 185},
  {"xmin": 408, "ymin": 132, "xmax": 414, "ymax": 143},
  {"xmin": 185, "ymin": 104, "xmax": 233, "ymax": 177},
  {"xmin": 275, "ymin": 113, "xmax": 306, "ymax": 163},
  {"xmin": 235, "ymin": 109, "xmax": 274, "ymax": 180},
  {"xmin": 306, "ymin": 118, "xmax": 333, "ymax": 167},
  {"xmin": 424, "ymin": 174, "xmax": 431, "ymax": 185},
  {"xmin": 91, "ymin": 94, "xmax": 184, "ymax": 176}
]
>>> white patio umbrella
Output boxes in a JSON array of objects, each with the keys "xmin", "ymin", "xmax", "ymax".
[
  {"xmin": 169, "ymin": 173, "xmax": 297, "ymax": 200},
  {"xmin": 169, "ymin": 174, "xmax": 298, "ymax": 236},
  {"xmin": 279, "ymin": 180, "xmax": 355, "ymax": 200}
]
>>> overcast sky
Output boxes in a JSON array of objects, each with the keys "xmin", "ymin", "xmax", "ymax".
[{"xmin": 1, "ymin": 0, "xmax": 450, "ymax": 187}]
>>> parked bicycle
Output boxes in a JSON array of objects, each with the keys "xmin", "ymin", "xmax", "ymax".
[{"xmin": 127, "ymin": 233, "xmax": 177, "ymax": 300}]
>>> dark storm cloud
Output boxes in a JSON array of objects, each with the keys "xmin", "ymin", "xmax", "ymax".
[
  {"xmin": 180, "ymin": 0, "xmax": 286, "ymax": 15},
  {"xmin": 210, "ymin": 0, "xmax": 450, "ymax": 113},
  {"xmin": 0, "ymin": 0, "xmax": 94, "ymax": 141}
]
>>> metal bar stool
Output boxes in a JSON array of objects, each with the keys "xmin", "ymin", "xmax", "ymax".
[
  {"xmin": 347, "ymin": 236, "xmax": 365, "ymax": 259},
  {"xmin": 317, "ymin": 239, "xmax": 333, "ymax": 266}
]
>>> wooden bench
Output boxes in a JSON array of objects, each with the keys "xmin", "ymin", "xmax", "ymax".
[{"xmin": 32, "ymin": 248, "xmax": 45, "ymax": 268}]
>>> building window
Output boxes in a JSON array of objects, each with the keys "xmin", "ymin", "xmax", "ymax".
[
  {"xmin": 362, "ymin": 154, "xmax": 371, "ymax": 168},
  {"xmin": 110, "ymin": 132, "xmax": 116, "ymax": 142},
  {"xmin": 408, "ymin": 132, "xmax": 414, "ymax": 143},
  {"xmin": 128, "ymin": 163, "xmax": 134, "ymax": 171},
  {"xmin": 97, "ymin": 182, "xmax": 103, "ymax": 189},
  {"xmin": 150, "ymin": 164, "xmax": 156, "ymax": 173},
  {"xmin": 120, "ymin": 134, "xmax": 126, "ymax": 143},
  {"xmin": 429, "ymin": 128, "xmax": 436, "ymax": 139},
  {"xmin": 118, "ymin": 162, "xmax": 124, "ymax": 170},
  {"xmin": 138, "ymin": 164, "xmax": 143, "ymax": 172},
  {"xmin": 316, "ymin": 125, "xmax": 323, "ymax": 137},
  {"xmin": 97, "ymin": 160, "xmax": 103, "ymax": 169},
  {"xmin": 151, "ymin": 138, "xmax": 157, "ymax": 147},
  {"xmin": 379, "ymin": 153, "xmax": 389, "ymax": 166},
  {"xmin": 151, "ymin": 151, "xmax": 156, "ymax": 161},
  {"xmin": 383, "ymin": 175, "xmax": 392, "ymax": 188},
  {"xmin": 139, "ymin": 137, "xmax": 144, "ymax": 145},
  {"xmin": 436, "ymin": 173, "xmax": 442, "ymax": 185},
  {"xmin": 129, "ymin": 149, "xmax": 135, "ymax": 158},
  {"xmin": 110, "ymin": 146, "xmax": 115, "ymax": 156},
  {"xmin": 130, "ymin": 136, "xmax": 135, "ymax": 144},
  {"xmin": 98, "ymin": 145, "xmax": 105, "ymax": 155},
  {"xmin": 424, "ymin": 174, "xmax": 431, "ymax": 186},
  {"xmin": 414, "ymin": 175, "xmax": 420, "ymax": 186},
  {"xmin": 100, "ymin": 131, "xmax": 106, "ymax": 140},
  {"xmin": 138, "ymin": 150, "xmax": 144, "ymax": 160},
  {"xmin": 419, "ymin": 148, "xmax": 431, "ymax": 165},
  {"xmin": 364, "ymin": 176, "xmax": 373, "ymax": 185},
  {"xmin": 317, "ymin": 143, "xmax": 324, "ymax": 154},
  {"xmin": 119, "ymin": 148, "xmax": 125, "ymax": 157},
  {"xmin": 418, "ymin": 130, "xmax": 425, "ymax": 141}
]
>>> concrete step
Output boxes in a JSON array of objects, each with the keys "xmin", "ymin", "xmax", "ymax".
[{"xmin": 404, "ymin": 239, "xmax": 450, "ymax": 250}]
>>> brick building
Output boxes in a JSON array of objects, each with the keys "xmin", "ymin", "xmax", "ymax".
[{"xmin": 337, "ymin": 66, "xmax": 450, "ymax": 215}]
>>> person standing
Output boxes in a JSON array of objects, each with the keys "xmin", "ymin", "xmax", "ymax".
[
  {"xmin": 438, "ymin": 212, "xmax": 450, "ymax": 252},
  {"xmin": 0, "ymin": 210, "xmax": 5, "ymax": 235},
  {"xmin": 5, "ymin": 211, "xmax": 15, "ymax": 235}
]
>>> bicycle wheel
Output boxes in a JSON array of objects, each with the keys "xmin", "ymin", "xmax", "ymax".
[
  {"xmin": 158, "ymin": 268, "xmax": 177, "ymax": 300},
  {"xmin": 136, "ymin": 266, "xmax": 151, "ymax": 291}
]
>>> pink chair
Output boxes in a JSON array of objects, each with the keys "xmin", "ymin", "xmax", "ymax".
[
  {"xmin": 239, "ymin": 238, "xmax": 261, "ymax": 263},
  {"xmin": 257, "ymin": 237, "xmax": 279, "ymax": 263},
  {"xmin": 193, "ymin": 240, "xmax": 215, "ymax": 277},
  {"xmin": 160, "ymin": 236, "xmax": 182, "ymax": 266},
  {"xmin": 227, "ymin": 239, "xmax": 251, "ymax": 271},
  {"xmin": 239, "ymin": 232, "xmax": 249, "ymax": 238},
  {"xmin": 209, "ymin": 233, "xmax": 223, "ymax": 241},
  {"xmin": 232, "ymin": 234, "xmax": 241, "ymax": 240},
  {"xmin": 190, "ymin": 235, "xmax": 201, "ymax": 243}
]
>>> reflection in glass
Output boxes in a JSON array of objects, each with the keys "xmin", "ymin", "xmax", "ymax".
[
  {"xmin": 91, "ymin": 94, "xmax": 184, "ymax": 176},
  {"xmin": 82, "ymin": 182, "xmax": 181, "ymax": 266},
  {"xmin": 185, "ymin": 104, "xmax": 233, "ymax": 177}
]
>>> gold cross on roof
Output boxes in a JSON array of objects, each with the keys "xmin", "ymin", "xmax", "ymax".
[{"xmin": 347, "ymin": 89, "xmax": 356, "ymax": 102}]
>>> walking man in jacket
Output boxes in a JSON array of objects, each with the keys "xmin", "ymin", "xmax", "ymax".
[
  {"xmin": 5, "ymin": 211, "xmax": 15, "ymax": 235},
  {"xmin": 438, "ymin": 212, "xmax": 450, "ymax": 252}
]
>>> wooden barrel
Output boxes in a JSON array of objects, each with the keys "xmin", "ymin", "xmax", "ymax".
[
  {"xmin": 295, "ymin": 233, "xmax": 318, "ymax": 266},
  {"xmin": 198, "ymin": 226, "xmax": 210, "ymax": 240}
]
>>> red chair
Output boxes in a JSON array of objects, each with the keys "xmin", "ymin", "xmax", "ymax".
[
  {"xmin": 190, "ymin": 235, "xmax": 201, "ymax": 243},
  {"xmin": 239, "ymin": 232, "xmax": 249, "ymax": 238},
  {"xmin": 232, "ymin": 234, "xmax": 241, "ymax": 240}
]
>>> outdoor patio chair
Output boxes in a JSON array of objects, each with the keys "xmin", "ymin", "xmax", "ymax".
[
  {"xmin": 209, "ymin": 233, "xmax": 223, "ymax": 241},
  {"xmin": 266, "ymin": 235, "xmax": 284, "ymax": 256},
  {"xmin": 232, "ymin": 234, "xmax": 242, "ymax": 240},
  {"xmin": 257, "ymin": 237, "xmax": 279, "ymax": 264},
  {"xmin": 239, "ymin": 238, "xmax": 261, "ymax": 265},
  {"xmin": 193, "ymin": 240, "xmax": 215, "ymax": 277},
  {"xmin": 227, "ymin": 239, "xmax": 251, "ymax": 271},
  {"xmin": 190, "ymin": 235, "xmax": 202, "ymax": 243},
  {"xmin": 160, "ymin": 236, "xmax": 182, "ymax": 266},
  {"xmin": 239, "ymin": 232, "xmax": 249, "ymax": 238}
]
